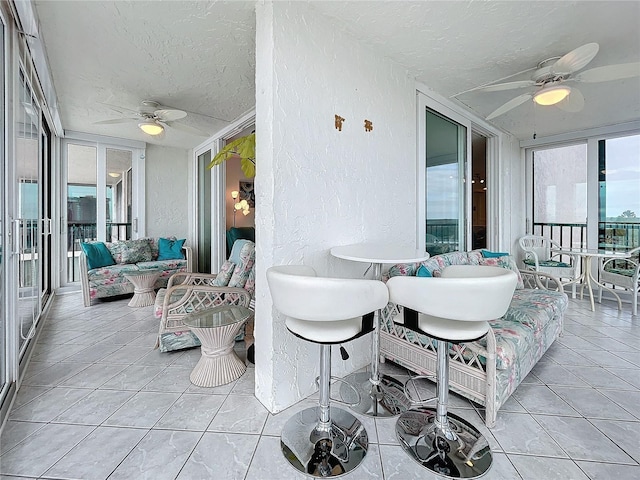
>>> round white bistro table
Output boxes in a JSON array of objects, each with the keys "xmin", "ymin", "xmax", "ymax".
[
  {"xmin": 331, "ymin": 243, "xmax": 429, "ymax": 417},
  {"xmin": 182, "ymin": 305, "xmax": 253, "ymax": 387},
  {"xmin": 551, "ymin": 247, "xmax": 633, "ymax": 311},
  {"xmin": 123, "ymin": 269, "xmax": 162, "ymax": 307}
]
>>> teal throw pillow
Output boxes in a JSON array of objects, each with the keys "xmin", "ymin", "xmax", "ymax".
[
  {"xmin": 157, "ymin": 238, "xmax": 186, "ymax": 260},
  {"xmin": 416, "ymin": 265, "xmax": 433, "ymax": 277},
  {"xmin": 80, "ymin": 242, "xmax": 115, "ymax": 270},
  {"xmin": 482, "ymin": 249, "xmax": 510, "ymax": 258}
]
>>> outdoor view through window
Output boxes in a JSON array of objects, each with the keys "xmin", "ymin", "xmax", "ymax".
[{"xmin": 533, "ymin": 134, "xmax": 640, "ymax": 251}]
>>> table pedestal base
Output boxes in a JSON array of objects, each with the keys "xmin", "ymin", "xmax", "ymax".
[
  {"xmin": 340, "ymin": 371, "xmax": 410, "ymax": 418},
  {"xmin": 128, "ymin": 286, "xmax": 157, "ymax": 307},
  {"xmin": 189, "ymin": 323, "xmax": 247, "ymax": 387}
]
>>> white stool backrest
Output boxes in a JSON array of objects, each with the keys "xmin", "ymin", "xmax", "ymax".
[
  {"xmin": 266, "ymin": 265, "xmax": 389, "ymax": 322},
  {"xmin": 386, "ymin": 265, "xmax": 517, "ymax": 322}
]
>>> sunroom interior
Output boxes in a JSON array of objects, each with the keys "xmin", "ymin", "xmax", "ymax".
[{"xmin": 1, "ymin": 1, "xmax": 639, "ymax": 478}]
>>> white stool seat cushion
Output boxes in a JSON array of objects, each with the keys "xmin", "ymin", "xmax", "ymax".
[
  {"xmin": 417, "ymin": 315, "xmax": 489, "ymax": 342},
  {"xmin": 286, "ymin": 317, "xmax": 363, "ymax": 343},
  {"xmin": 267, "ymin": 265, "xmax": 389, "ymax": 344},
  {"xmin": 387, "ymin": 265, "xmax": 517, "ymax": 342}
]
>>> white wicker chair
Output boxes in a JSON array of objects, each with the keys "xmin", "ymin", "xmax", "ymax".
[
  {"xmin": 519, "ymin": 235, "xmax": 578, "ymax": 298},
  {"xmin": 598, "ymin": 246, "xmax": 640, "ymax": 315}
]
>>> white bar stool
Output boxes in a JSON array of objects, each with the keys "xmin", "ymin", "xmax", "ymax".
[
  {"xmin": 386, "ymin": 265, "xmax": 517, "ymax": 479},
  {"xmin": 267, "ymin": 265, "xmax": 389, "ymax": 477}
]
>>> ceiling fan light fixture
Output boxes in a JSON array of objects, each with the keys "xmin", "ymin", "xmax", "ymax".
[
  {"xmin": 138, "ymin": 120, "xmax": 164, "ymax": 136},
  {"xmin": 533, "ymin": 85, "xmax": 572, "ymax": 106}
]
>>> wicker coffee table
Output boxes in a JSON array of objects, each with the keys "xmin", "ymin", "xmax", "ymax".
[
  {"xmin": 123, "ymin": 269, "xmax": 162, "ymax": 307},
  {"xmin": 183, "ymin": 305, "xmax": 253, "ymax": 387}
]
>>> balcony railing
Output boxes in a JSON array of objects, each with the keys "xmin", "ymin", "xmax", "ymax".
[{"xmin": 534, "ymin": 221, "xmax": 640, "ymax": 286}]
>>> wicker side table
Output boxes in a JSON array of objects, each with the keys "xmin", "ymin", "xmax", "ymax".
[
  {"xmin": 183, "ymin": 305, "xmax": 252, "ymax": 387},
  {"xmin": 123, "ymin": 269, "xmax": 162, "ymax": 307}
]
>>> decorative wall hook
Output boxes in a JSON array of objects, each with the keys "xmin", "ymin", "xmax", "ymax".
[
  {"xmin": 364, "ymin": 119, "xmax": 373, "ymax": 132},
  {"xmin": 335, "ymin": 115, "xmax": 345, "ymax": 131}
]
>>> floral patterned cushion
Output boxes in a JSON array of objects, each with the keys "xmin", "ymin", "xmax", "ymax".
[
  {"xmin": 107, "ymin": 239, "xmax": 153, "ymax": 264},
  {"xmin": 229, "ymin": 241, "xmax": 256, "ymax": 288},
  {"xmin": 244, "ymin": 266, "xmax": 256, "ymax": 296},
  {"xmin": 213, "ymin": 260, "xmax": 237, "ymax": 286},
  {"xmin": 523, "ymin": 258, "xmax": 571, "ymax": 268},
  {"xmin": 480, "ymin": 255, "xmax": 525, "ymax": 289}
]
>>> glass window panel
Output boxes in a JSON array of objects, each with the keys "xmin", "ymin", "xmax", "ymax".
[
  {"xmin": 106, "ymin": 148, "xmax": 132, "ymax": 241},
  {"xmin": 67, "ymin": 143, "xmax": 97, "ymax": 282},
  {"xmin": 532, "ymin": 144, "xmax": 587, "ymax": 248},
  {"xmin": 0, "ymin": 16, "xmax": 5, "ymax": 391},
  {"xmin": 197, "ymin": 150, "xmax": 212, "ymax": 273},
  {"xmin": 599, "ymin": 134, "xmax": 640, "ymax": 249},
  {"xmin": 425, "ymin": 109, "xmax": 466, "ymax": 254},
  {"xmin": 16, "ymin": 69, "xmax": 40, "ymax": 353}
]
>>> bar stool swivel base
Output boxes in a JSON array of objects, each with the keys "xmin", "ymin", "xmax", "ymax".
[
  {"xmin": 281, "ymin": 406, "xmax": 368, "ymax": 478},
  {"xmin": 340, "ymin": 371, "xmax": 410, "ymax": 418},
  {"xmin": 396, "ymin": 407, "xmax": 492, "ymax": 479}
]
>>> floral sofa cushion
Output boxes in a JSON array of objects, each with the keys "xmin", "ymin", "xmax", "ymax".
[
  {"xmin": 383, "ymin": 288, "xmax": 567, "ymax": 372},
  {"xmin": 387, "ymin": 249, "xmax": 523, "ymax": 288},
  {"xmin": 81, "ymin": 238, "xmax": 190, "ymax": 306}
]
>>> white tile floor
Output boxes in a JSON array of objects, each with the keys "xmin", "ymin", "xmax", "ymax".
[{"xmin": 1, "ymin": 291, "xmax": 639, "ymax": 479}]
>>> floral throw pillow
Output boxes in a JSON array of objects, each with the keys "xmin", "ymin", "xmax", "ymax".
[
  {"xmin": 108, "ymin": 239, "xmax": 153, "ymax": 264},
  {"xmin": 481, "ymin": 255, "xmax": 524, "ymax": 289},
  {"xmin": 213, "ymin": 260, "xmax": 236, "ymax": 286}
]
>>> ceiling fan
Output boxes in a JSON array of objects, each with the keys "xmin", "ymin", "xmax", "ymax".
[
  {"xmin": 458, "ymin": 43, "xmax": 640, "ymax": 120},
  {"xmin": 95, "ymin": 100, "xmax": 209, "ymax": 137}
]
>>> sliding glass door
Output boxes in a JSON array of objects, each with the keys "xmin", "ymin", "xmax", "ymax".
[
  {"xmin": 424, "ymin": 108, "xmax": 467, "ymax": 255},
  {"xmin": 16, "ymin": 69, "xmax": 42, "ymax": 354},
  {"xmin": 598, "ymin": 134, "xmax": 640, "ymax": 250},
  {"xmin": 64, "ymin": 139, "xmax": 142, "ymax": 284}
]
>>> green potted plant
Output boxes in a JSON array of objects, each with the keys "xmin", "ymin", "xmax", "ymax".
[{"xmin": 206, "ymin": 132, "xmax": 255, "ymax": 178}]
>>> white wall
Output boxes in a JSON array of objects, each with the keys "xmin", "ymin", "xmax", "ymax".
[
  {"xmin": 145, "ymin": 144, "xmax": 190, "ymax": 240},
  {"xmin": 255, "ymin": 1, "xmax": 417, "ymax": 412}
]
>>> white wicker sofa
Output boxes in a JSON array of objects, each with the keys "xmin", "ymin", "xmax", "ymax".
[
  {"xmin": 380, "ymin": 249, "xmax": 568, "ymax": 428},
  {"xmin": 79, "ymin": 237, "xmax": 192, "ymax": 307}
]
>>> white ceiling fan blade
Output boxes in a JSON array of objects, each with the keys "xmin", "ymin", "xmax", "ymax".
[
  {"xmin": 98, "ymin": 102, "xmax": 140, "ymax": 115},
  {"xmin": 154, "ymin": 108, "xmax": 187, "ymax": 122},
  {"xmin": 555, "ymin": 88, "xmax": 585, "ymax": 113},
  {"xmin": 486, "ymin": 93, "xmax": 532, "ymax": 120},
  {"xmin": 552, "ymin": 43, "xmax": 599, "ymax": 75},
  {"xmin": 165, "ymin": 121, "xmax": 209, "ymax": 137},
  {"xmin": 93, "ymin": 117, "xmax": 138, "ymax": 125},
  {"xmin": 573, "ymin": 62, "xmax": 640, "ymax": 83},
  {"xmin": 476, "ymin": 80, "xmax": 536, "ymax": 92}
]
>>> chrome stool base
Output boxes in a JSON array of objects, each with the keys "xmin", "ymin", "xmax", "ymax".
[
  {"xmin": 396, "ymin": 407, "xmax": 492, "ymax": 479},
  {"xmin": 281, "ymin": 406, "xmax": 368, "ymax": 477},
  {"xmin": 340, "ymin": 371, "xmax": 411, "ymax": 418}
]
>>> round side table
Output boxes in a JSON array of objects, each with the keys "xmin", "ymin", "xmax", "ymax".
[
  {"xmin": 183, "ymin": 305, "xmax": 253, "ymax": 387},
  {"xmin": 123, "ymin": 269, "xmax": 162, "ymax": 307}
]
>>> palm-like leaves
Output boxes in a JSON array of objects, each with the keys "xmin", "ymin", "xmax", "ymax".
[{"xmin": 206, "ymin": 133, "xmax": 255, "ymax": 178}]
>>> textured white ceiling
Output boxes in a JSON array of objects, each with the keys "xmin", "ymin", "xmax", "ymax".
[{"xmin": 34, "ymin": 1, "xmax": 639, "ymax": 149}]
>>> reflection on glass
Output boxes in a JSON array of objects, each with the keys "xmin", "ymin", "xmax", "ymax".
[
  {"xmin": 532, "ymin": 144, "xmax": 588, "ymax": 250},
  {"xmin": 67, "ymin": 143, "xmax": 97, "ymax": 282},
  {"xmin": 198, "ymin": 150, "xmax": 212, "ymax": 273},
  {"xmin": 425, "ymin": 109, "xmax": 466, "ymax": 255},
  {"xmin": 16, "ymin": 69, "xmax": 40, "ymax": 353},
  {"xmin": 598, "ymin": 135, "xmax": 640, "ymax": 251},
  {"xmin": 106, "ymin": 148, "xmax": 132, "ymax": 242}
]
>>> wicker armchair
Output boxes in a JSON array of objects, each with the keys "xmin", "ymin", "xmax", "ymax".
[
  {"xmin": 519, "ymin": 235, "xmax": 578, "ymax": 298},
  {"xmin": 155, "ymin": 240, "xmax": 255, "ymax": 352}
]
